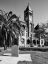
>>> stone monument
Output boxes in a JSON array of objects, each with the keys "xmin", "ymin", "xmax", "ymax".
[
  {"xmin": 11, "ymin": 37, "xmax": 19, "ymax": 57},
  {"xmin": 11, "ymin": 45, "xmax": 19, "ymax": 57}
]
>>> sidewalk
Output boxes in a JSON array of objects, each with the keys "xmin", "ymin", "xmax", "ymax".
[
  {"xmin": 0, "ymin": 54, "xmax": 32, "ymax": 64},
  {"xmin": 0, "ymin": 47, "xmax": 32, "ymax": 64}
]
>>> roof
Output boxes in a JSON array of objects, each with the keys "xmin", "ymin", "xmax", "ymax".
[
  {"xmin": 28, "ymin": 5, "xmax": 32, "ymax": 11},
  {"xmin": 25, "ymin": 3, "xmax": 33, "ymax": 12},
  {"xmin": 19, "ymin": 17, "xmax": 24, "ymax": 22},
  {"xmin": 19, "ymin": 16, "xmax": 26, "ymax": 26}
]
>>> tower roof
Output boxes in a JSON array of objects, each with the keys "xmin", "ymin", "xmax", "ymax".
[
  {"xmin": 28, "ymin": 3, "xmax": 32, "ymax": 11},
  {"xmin": 24, "ymin": 3, "xmax": 33, "ymax": 13}
]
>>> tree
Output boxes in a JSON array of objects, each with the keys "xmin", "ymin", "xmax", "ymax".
[
  {"xmin": 6, "ymin": 13, "xmax": 20, "ymax": 46},
  {"xmin": 0, "ymin": 10, "xmax": 20, "ymax": 49},
  {"xmin": 35, "ymin": 23, "xmax": 45, "ymax": 41}
]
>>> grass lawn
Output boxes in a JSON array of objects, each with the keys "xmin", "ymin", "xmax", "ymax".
[{"xmin": 20, "ymin": 51, "xmax": 48, "ymax": 64}]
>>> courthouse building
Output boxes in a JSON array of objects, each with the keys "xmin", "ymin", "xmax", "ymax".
[{"xmin": 19, "ymin": 3, "xmax": 34, "ymax": 47}]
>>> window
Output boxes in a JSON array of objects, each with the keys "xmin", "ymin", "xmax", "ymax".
[
  {"xmin": 21, "ymin": 30, "xmax": 25, "ymax": 36},
  {"xmin": 27, "ymin": 39, "xmax": 30, "ymax": 44},
  {"xmin": 21, "ymin": 38, "xmax": 25, "ymax": 44},
  {"xmin": 41, "ymin": 40, "xmax": 43, "ymax": 44},
  {"xmin": 21, "ymin": 26, "xmax": 25, "ymax": 36}
]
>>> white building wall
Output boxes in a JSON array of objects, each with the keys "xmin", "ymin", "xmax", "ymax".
[
  {"xmin": 19, "ymin": 27, "xmax": 26, "ymax": 47},
  {"xmin": 24, "ymin": 28, "xmax": 26, "ymax": 47}
]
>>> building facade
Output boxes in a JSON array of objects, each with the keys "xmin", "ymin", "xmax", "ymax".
[
  {"xmin": 19, "ymin": 19, "xmax": 26, "ymax": 47},
  {"xmin": 24, "ymin": 3, "xmax": 34, "ymax": 47},
  {"xmin": 34, "ymin": 22, "xmax": 48, "ymax": 47}
]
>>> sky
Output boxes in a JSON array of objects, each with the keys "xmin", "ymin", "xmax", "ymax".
[{"xmin": 0, "ymin": 0, "xmax": 48, "ymax": 27}]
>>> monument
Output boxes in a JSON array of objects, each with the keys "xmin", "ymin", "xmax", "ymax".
[
  {"xmin": 11, "ymin": 36, "xmax": 19, "ymax": 57},
  {"xmin": 11, "ymin": 45, "xmax": 19, "ymax": 57}
]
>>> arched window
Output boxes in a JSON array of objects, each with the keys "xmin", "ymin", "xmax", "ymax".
[
  {"xmin": 21, "ymin": 38, "xmax": 25, "ymax": 44},
  {"xmin": 21, "ymin": 25, "xmax": 25, "ymax": 36},
  {"xmin": 27, "ymin": 39, "xmax": 30, "ymax": 44}
]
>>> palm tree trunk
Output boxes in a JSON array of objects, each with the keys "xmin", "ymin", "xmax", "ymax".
[
  {"xmin": 4, "ymin": 37, "xmax": 6, "ymax": 50},
  {"xmin": 4, "ymin": 32, "xmax": 7, "ymax": 50}
]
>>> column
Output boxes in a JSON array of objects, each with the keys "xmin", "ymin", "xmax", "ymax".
[{"xmin": 24, "ymin": 27, "xmax": 26, "ymax": 47}]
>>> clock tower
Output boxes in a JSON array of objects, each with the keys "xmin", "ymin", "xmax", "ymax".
[{"xmin": 24, "ymin": 3, "xmax": 34, "ymax": 41}]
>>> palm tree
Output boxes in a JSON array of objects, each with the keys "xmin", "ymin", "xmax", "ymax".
[
  {"xmin": 0, "ymin": 11, "xmax": 6, "ymax": 46},
  {"xmin": 6, "ymin": 11, "xmax": 20, "ymax": 46},
  {"xmin": 0, "ymin": 10, "xmax": 20, "ymax": 49}
]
